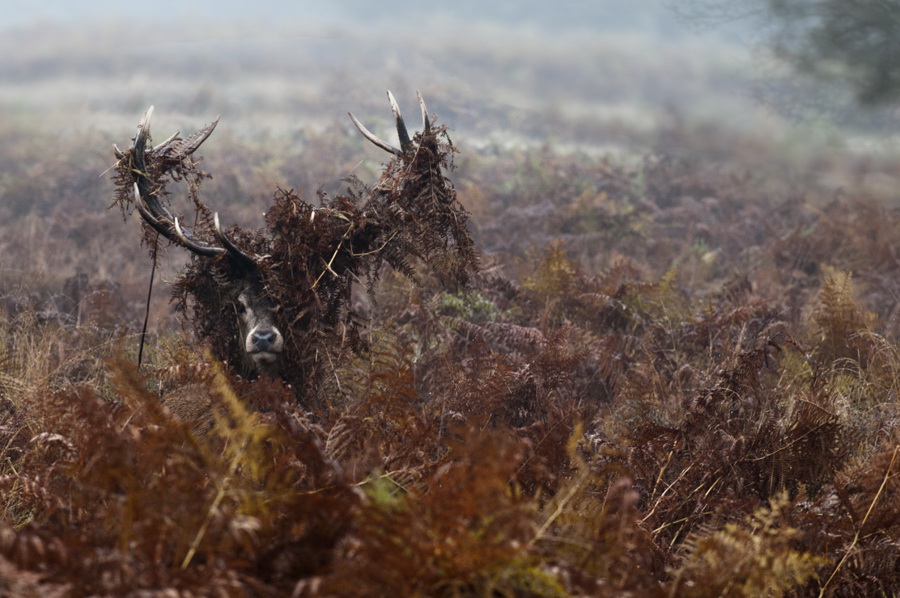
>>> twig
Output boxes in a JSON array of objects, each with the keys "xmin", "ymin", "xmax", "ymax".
[
  {"xmin": 818, "ymin": 444, "xmax": 899, "ymax": 596},
  {"xmin": 137, "ymin": 232, "xmax": 159, "ymax": 368},
  {"xmin": 529, "ymin": 478, "xmax": 584, "ymax": 548},
  {"xmin": 351, "ymin": 231, "xmax": 397, "ymax": 257}
]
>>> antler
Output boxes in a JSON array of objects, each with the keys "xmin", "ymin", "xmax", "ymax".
[
  {"xmin": 348, "ymin": 90, "xmax": 431, "ymax": 156},
  {"xmin": 124, "ymin": 106, "xmax": 259, "ymax": 268}
]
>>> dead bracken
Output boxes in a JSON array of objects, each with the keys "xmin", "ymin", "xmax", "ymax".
[{"xmin": 0, "ymin": 92, "xmax": 898, "ymax": 596}]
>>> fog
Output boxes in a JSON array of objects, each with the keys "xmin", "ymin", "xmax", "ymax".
[
  {"xmin": 3, "ymin": 1, "xmax": 762, "ymax": 158},
  {"xmin": 8, "ymin": 1, "xmax": 686, "ymax": 34}
]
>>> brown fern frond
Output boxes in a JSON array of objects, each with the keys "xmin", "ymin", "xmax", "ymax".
[
  {"xmin": 666, "ymin": 493, "xmax": 826, "ymax": 597},
  {"xmin": 324, "ymin": 427, "xmax": 537, "ymax": 597},
  {"xmin": 812, "ymin": 269, "xmax": 878, "ymax": 367}
]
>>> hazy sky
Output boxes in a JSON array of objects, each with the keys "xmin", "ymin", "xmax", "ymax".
[
  {"xmin": 7, "ymin": 0, "xmax": 329, "ymax": 24},
  {"xmin": 6, "ymin": 1, "xmax": 685, "ymax": 36}
]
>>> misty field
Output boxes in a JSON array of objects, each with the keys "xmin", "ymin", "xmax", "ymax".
[{"xmin": 2, "ymin": 12, "xmax": 900, "ymax": 597}]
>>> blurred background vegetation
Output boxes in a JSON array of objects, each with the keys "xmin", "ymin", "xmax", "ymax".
[{"xmin": 5, "ymin": 0, "xmax": 898, "ymax": 311}]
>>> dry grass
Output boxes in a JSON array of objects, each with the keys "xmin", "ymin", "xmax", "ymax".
[{"xmin": 2, "ymin": 16, "xmax": 900, "ymax": 597}]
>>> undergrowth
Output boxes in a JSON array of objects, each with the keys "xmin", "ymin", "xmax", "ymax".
[{"xmin": 1, "ymin": 117, "xmax": 899, "ymax": 596}]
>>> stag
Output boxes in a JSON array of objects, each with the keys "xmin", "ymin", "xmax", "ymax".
[
  {"xmin": 120, "ymin": 106, "xmax": 285, "ymax": 377},
  {"xmin": 114, "ymin": 92, "xmax": 477, "ymax": 403}
]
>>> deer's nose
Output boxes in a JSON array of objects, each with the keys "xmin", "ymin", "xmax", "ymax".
[{"xmin": 251, "ymin": 330, "xmax": 277, "ymax": 352}]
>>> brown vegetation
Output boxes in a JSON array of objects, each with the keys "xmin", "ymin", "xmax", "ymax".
[{"xmin": 2, "ymin": 88, "xmax": 900, "ymax": 597}]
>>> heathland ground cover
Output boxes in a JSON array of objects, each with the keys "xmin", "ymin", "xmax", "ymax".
[{"xmin": 2, "ymin": 13, "xmax": 900, "ymax": 596}]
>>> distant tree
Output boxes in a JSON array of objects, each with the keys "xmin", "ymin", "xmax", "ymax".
[{"xmin": 674, "ymin": 0, "xmax": 900, "ymax": 107}]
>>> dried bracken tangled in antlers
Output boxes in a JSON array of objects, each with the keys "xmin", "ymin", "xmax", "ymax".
[{"xmin": 112, "ymin": 92, "xmax": 478, "ymax": 405}]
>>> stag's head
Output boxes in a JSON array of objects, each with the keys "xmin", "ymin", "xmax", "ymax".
[
  {"xmin": 114, "ymin": 92, "xmax": 477, "ymax": 398},
  {"xmin": 118, "ymin": 107, "xmax": 285, "ymax": 375}
]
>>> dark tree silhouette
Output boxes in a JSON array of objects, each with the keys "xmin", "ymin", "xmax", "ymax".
[{"xmin": 675, "ymin": 0, "xmax": 900, "ymax": 106}]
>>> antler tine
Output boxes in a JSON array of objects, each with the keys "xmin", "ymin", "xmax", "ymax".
[
  {"xmin": 133, "ymin": 183, "xmax": 223, "ymax": 257},
  {"xmin": 214, "ymin": 213, "xmax": 259, "ymax": 266},
  {"xmin": 129, "ymin": 108, "xmax": 261, "ymax": 263},
  {"xmin": 176, "ymin": 116, "xmax": 219, "ymax": 155},
  {"xmin": 174, "ymin": 217, "xmax": 226, "ymax": 258},
  {"xmin": 135, "ymin": 105, "xmax": 154, "ymax": 158},
  {"xmin": 133, "ymin": 185, "xmax": 172, "ymax": 236},
  {"xmin": 132, "ymin": 106, "xmax": 174, "ymax": 223},
  {"xmin": 387, "ymin": 90, "xmax": 411, "ymax": 152},
  {"xmin": 349, "ymin": 91, "xmax": 433, "ymax": 156},
  {"xmin": 139, "ymin": 105, "xmax": 154, "ymax": 136},
  {"xmin": 416, "ymin": 90, "xmax": 430, "ymax": 133},
  {"xmin": 151, "ymin": 130, "xmax": 180, "ymax": 153},
  {"xmin": 348, "ymin": 112, "xmax": 402, "ymax": 156}
]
